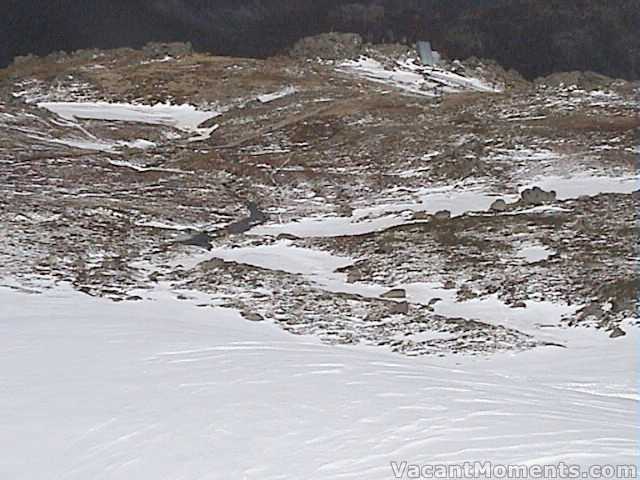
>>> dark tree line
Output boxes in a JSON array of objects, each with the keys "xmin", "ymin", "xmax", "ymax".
[{"xmin": 3, "ymin": 0, "xmax": 638, "ymax": 80}]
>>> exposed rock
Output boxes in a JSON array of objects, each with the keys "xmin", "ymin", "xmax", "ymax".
[
  {"xmin": 442, "ymin": 280, "xmax": 456, "ymax": 290},
  {"xmin": 609, "ymin": 327, "xmax": 626, "ymax": 338},
  {"xmin": 434, "ymin": 210, "xmax": 452, "ymax": 220},
  {"xmin": 142, "ymin": 42, "xmax": 193, "ymax": 59},
  {"xmin": 346, "ymin": 269, "xmax": 363, "ymax": 283},
  {"xmin": 241, "ymin": 311, "xmax": 265, "ymax": 322},
  {"xmin": 490, "ymin": 198, "xmax": 508, "ymax": 212},
  {"xmin": 519, "ymin": 186, "xmax": 557, "ymax": 206},
  {"xmin": 389, "ymin": 301, "xmax": 409, "ymax": 315},
  {"xmin": 226, "ymin": 202, "xmax": 269, "ymax": 234},
  {"xmin": 276, "ymin": 233, "xmax": 300, "ymax": 241},
  {"xmin": 289, "ymin": 33, "xmax": 363, "ymax": 61},
  {"xmin": 337, "ymin": 204, "xmax": 354, "ymax": 217},
  {"xmin": 381, "ymin": 288, "xmax": 407, "ymax": 299},
  {"xmin": 535, "ymin": 71, "xmax": 622, "ymax": 91},
  {"xmin": 178, "ymin": 231, "xmax": 212, "ymax": 250}
]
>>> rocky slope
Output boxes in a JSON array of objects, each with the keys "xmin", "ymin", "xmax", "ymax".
[{"xmin": 1, "ymin": 41, "xmax": 638, "ymax": 356}]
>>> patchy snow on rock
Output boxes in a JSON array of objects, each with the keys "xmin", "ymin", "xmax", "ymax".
[
  {"xmin": 1, "ymin": 286, "xmax": 637, "ymax": 479},
  {"xmin": 250, "ymin": 185, "xmax": 508, "ymax": 238},
  {"xmin": 339, "ymin": 57, "xmax": 500, "ymax": 97},
  {"xmin": 198, "ymin": 241, "xmax": 575, "ymax": 338},
  {"xmin": 339, "ymin": 57, "xmax": 434, "ymax": 97},
  {"xmin": 38, "ymin": 101, "xmax": 221, "ymax": 139}
]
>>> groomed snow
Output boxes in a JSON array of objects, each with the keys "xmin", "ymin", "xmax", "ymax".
[{"xmin": 0, "ymin": 286, "xmax": 637, "ymax": 479}]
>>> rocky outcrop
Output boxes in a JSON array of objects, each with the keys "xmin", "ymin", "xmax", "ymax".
[{"xmin": 289, "ymin": 33, "xmax": 363, "ymax": 61}]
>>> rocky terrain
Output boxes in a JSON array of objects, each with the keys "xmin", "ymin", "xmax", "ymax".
[{"xmin": 1, "ymin": 39, "xmax": 638, "ymax": 356}]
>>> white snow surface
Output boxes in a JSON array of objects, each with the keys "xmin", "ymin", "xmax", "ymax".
[
  {"xmin": 1, "ymin": 286, "xmax": 637, "ymax": 479},
  {"xmin": 524, "ymin": 174, "xmax": 640, "ymax": 200}
]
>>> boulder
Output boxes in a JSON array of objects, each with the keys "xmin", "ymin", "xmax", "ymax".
[
  {"xmin": 519, "ymin": 186, "xmax": 557, "ymax": 206},
  {"xmin": 434, "ymin": 210, "xmax": 452, "ymax": 220},
  {"xmin": 242, "ymin": 311, "xmax": 265, "ymax": 322},
  {"xmin": 389, "ymin": 301, "xmax": 409, "ymax": 315},
  {"xmin": 381, "ymin": 288, "xmax": 406, "ymax": 299},
  {"xmin": 609, "ymin": 326, "xmax": 626, "ymax": 338},
  {"xmin": 490, "ymin": 198, "xmax": 508, "ymax": 212}
]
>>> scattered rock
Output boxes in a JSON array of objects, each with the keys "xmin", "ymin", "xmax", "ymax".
[
  {"xmin": 609, "ymin": 326, "xmax": 626, "ymax": 338},
  {"xmin": 381, "ymin": 288, "xmax": 407, "ymax": 299}
]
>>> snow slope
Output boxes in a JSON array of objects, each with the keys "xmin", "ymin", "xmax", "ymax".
[{"xmin": 1, "ymin": 286, "xmax": 637, "ymax": 479}]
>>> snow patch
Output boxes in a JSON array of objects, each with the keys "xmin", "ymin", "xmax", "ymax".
[
  {"xmin": 257, "ymin": 86, "xmax": 297, "ymax": 103},
  {"xmin": 516, "ymin": 244, "xmax": 555, "ymax": 263},
  {"xmin": 38, "ymin": 101, "xmax": 221, "ymax": 140}
]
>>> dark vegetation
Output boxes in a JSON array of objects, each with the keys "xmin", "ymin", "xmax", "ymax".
[{"xmin": 3, "ymin": 0, "xmax": 639, "ymax": 80}]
